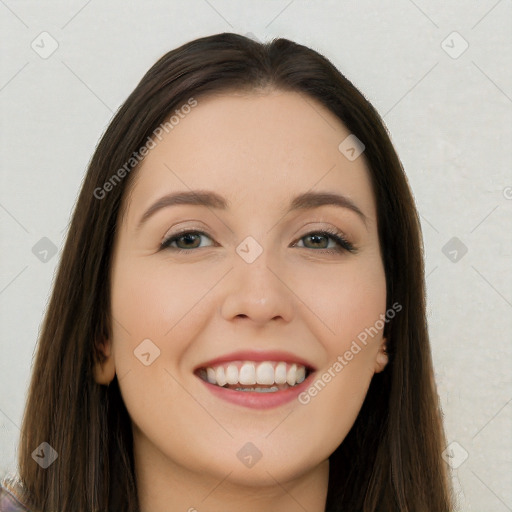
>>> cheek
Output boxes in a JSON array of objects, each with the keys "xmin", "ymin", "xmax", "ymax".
[
  {"xmin": 290, "ymin": 255, "xmax": 386, "ymax": 436},
  {"xmin": 108, "ymin": 256, "xmax": 216, "ymax": 458},
  {"xmin": 294, "ymin": 359, "xmax": 375, "ymax": 465},
  {"xmin": 293, "ymin": 253, "xmax": 387, "ymax": 357},
  {"xmin": 110, "ymin": 256, "xmax": 217, "ymax": 341},
  {"xmin": 108, "ymin": 255, "xmax": 225, "ymax": 403},
  {"xmin": 334, "ymin": 272, "xmax": 387, "ymax": 350},
  {"xmin": 107, "ymin": 256, "xmax": 193, "ymax": 394}
]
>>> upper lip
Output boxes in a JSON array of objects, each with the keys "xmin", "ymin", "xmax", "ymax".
[{"xmin": 194, "ymin": 350, "xmax": 317, "ymax": 372}]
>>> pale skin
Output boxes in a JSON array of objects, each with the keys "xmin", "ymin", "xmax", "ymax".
[{"xmin": 94, "ymin": 89, "xmax": 388, "ymax": 512}]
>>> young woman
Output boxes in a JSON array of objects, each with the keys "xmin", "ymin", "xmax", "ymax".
[{"xmin": 0, "ymin": 33, "xmax": 454, "ymax": 511}]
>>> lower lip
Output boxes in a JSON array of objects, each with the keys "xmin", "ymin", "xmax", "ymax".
[{"xmin": 197, "ymin": 373, "xmax": 316, "ymax": 410}]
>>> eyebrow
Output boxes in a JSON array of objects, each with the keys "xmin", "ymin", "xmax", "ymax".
[{"xmin": 137, "ymin": 190, "xmax": 367, "ymax": 228}]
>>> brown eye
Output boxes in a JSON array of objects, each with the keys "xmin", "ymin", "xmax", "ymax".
[
  {"xmin": 303, "ymin": 233, "xmax": 330, "ymax": 249},
  {"xmin": 161, "ymin": 231, "xmax": 214, "ymax": 251}
]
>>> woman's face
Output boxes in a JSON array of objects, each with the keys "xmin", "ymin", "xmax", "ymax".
[{"xmin": 97, "ymin": 90, "xmax": 387, "ymax": 495}]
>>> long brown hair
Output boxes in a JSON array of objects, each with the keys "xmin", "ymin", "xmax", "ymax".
[{"xmin": 17, "ymin": 33, "xmax": 453, "ymax": 511}]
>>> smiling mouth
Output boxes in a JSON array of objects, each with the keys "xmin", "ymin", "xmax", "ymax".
[{"xmin": 195, "ymin": 360, "xmax": 313, "ymax": 393}]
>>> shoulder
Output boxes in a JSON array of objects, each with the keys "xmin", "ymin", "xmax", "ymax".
[{"xmin": 0, "ymin": 474, "xmax": 35, "ymax": 512}]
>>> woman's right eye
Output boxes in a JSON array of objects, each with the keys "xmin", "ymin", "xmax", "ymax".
[{"xmin": 160, "ymin": 231, "xmax": 214, "ymax": 252}]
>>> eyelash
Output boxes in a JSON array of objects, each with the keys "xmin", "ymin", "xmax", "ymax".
[{"xmin": 160, "ymin": 227, "xmax": 356, "ymax": 255}]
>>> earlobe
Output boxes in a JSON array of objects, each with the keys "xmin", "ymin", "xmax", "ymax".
[
  {"xmin": 374, "ymin": 339, "xmax": 389, "ymax": 373},
  {"xmin": 93, "ymin": 338, "xmax": 116, "ymax": 385}
]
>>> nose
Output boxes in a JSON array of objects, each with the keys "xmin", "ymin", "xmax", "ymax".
[{"xmin": 220, "ymin": 249, "xmax": 294, "ymax": 326}]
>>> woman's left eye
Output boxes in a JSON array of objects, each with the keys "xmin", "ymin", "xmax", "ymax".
[
  {"xmin": 160, "ymin": 229, "xmax": 356, "ymax": 254},
  {"xmin": 293, "ymin": 229, "xmax": 356, "ymax": 254}
]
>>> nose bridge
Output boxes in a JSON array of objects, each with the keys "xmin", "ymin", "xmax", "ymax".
[{"xmin": 220, "ymin": 234, "xmax": 293, "ymax": 324}]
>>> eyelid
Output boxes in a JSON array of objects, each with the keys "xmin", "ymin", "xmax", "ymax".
[{"xmin": 161, "ymin": 223, "xmax": 211, "ymax": 245}]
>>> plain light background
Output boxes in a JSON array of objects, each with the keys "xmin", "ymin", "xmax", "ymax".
[{"xmin": 1, "ymin": 1, "xmax": 511, "ymax": 510}]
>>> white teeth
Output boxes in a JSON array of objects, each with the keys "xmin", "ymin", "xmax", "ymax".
[
  {"xmin": 239, "ymin": 363, "xmax": 256, "ymax": 385},
  {"xmin": 296, "ymin": 365, "xmax": 306, "ymax": 384},
  {"xmin": 225, "ymin": 365, "xmax": 238, "ymax": 385},
  {"xmin": 256, "ymin": 362, "xmax": 275, "ymax": 385},
  {"xmin": 215, "ymin": 366, "xmax": 227, "ymax": 387},
  {"xmin": 274, "ymin": 362, "xmax": 287, "ymax": 384},
  {"xmin": 199, "ymin": 360, "xmax": 309, "ymax": 389},
  {"xmin": 286, "ymin": 363, "xmax": 297, "ymax": 386},
  {"xmin": 206, "ymin": 367, "xmax": 216, "ymax": 384}
]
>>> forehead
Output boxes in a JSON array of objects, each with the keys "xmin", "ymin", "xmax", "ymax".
[{"xmin": 123, "ymin": 90, "xmax": 376, "ymax": 224}]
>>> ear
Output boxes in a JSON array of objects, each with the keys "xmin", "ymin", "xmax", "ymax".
[
  {"xmin": 93, "ymin": 338, "xmax": 116, "ymax": 385},
  {"xmin": 373, "ymin": 338, "xmax": 389, "ymax": 373}
]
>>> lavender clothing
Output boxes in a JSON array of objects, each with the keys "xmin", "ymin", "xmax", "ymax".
[{"xmin": 0, "ymin": 475, "xmax": 33, "ymax": 512}]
